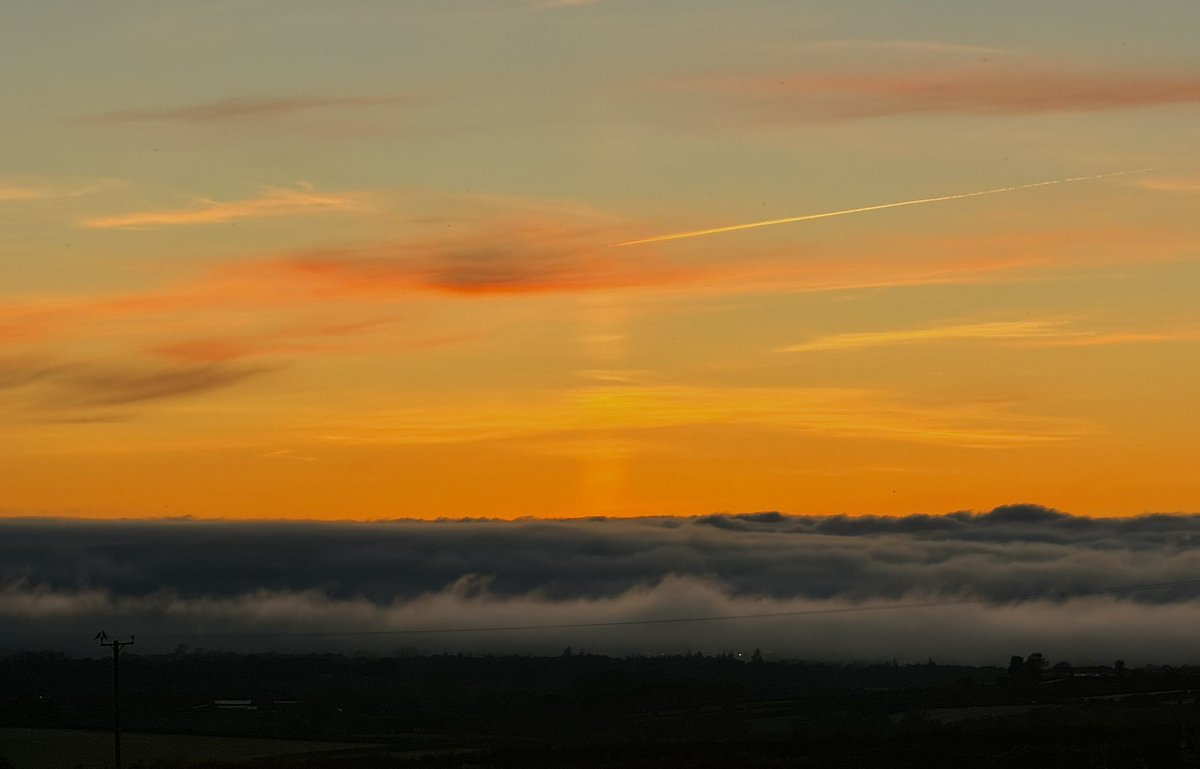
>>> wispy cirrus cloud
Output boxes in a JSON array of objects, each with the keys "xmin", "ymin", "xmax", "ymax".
[
  {"xmin": 1014, "ymin": 331, "xmax": 1200, "ymax": 348},
  {"xmin": 781, "ymin": 320, "xmax": 1200, "ymax": 353},
  {"xmin": 81, "ymin": 185, "xmax": 372, "ymax": 229},
  {"xmin": 0, "ymin": 184, "xmax": 57, "ymax": 202},
  {"xmin": 781, "ymin": 320, "xmax": 1069, "ymax": 352},
  {"xmin": 3, "ymin": 207, "xmax": 1177, "ymax": 342},
  {"xmin": 1139, "ymin": 174, "xmax": 1200, "ymax": 192},
  {"xmin": 275, "ymin": 212, "xmax": 1168, "ymax": 300},
  {"xmin": 313, "ymin": 384, "xmax": 1084, "ymax": 449},
  {"xmin": 797, "ymin": 39, "xmax": 1007, "ymax": 56},
  {"xmin": 0, "ymin": 192, "xmax": 1187, "ymax": 424},
  {"xmin": 0, "ymin": 179, "xmax": 114, "ymax": 202},
  {"xmin": 0, "ymin": 309, "xmax": 463, "ymax": 419},
  {"xmin": 95, "ymin": 94, "xmax": 409, "ymax": 124},
  {"xmin": 530, "ymin": 0, "xmax": 605, "ymax": 8},
  {"xmin": 0, "ymin": 211, "xmax": 1181, "ymax": 369},
  {"xmin": 147, "ymin": 316, "xmax": 466, "ymax": 364},
  {"xmin": 689, "ymin": 66, "xmax": 1200, "ymax": 121}
]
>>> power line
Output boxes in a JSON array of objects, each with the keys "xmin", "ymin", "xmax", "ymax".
[{"xmin": 97, "ymin": 631, "xmax": 134, "ymax": 769}]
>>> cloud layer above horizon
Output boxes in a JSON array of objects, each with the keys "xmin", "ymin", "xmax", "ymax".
[{"xmin": 6, "ymin": 506, "xmax": 1200, "ymax": 664}]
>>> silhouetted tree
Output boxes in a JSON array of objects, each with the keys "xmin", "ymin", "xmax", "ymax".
[
  {"xmin": 751, "ymin": 648, "xmax": 763, "ymax": 665},
  {"xmin": 1115, "ymin": 659, "xmax": 1127, "ymax": 677},
  {"xmin": 1008, "ymin": 655, "xmax": 1024, "ymax": 680},
  {"xmin": 1024, "ymin": 652, "xmax": 1046, "ymax": 681}
]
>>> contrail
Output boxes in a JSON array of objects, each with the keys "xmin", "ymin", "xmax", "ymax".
[{"xmin": 615, "ymin": 168, "xmax": 1151, "ymax": 247}]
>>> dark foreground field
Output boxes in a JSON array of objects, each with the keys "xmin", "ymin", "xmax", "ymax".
[
  {"xmin": 0, "ymin": 728, "xmax": 369, "ymax": 769},
  {"xmin": 5, "ymin": 651, "xmax": 1200, "ymax": 768}
]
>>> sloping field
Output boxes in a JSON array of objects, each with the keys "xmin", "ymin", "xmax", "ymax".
[{"xmin": 0, "ymin": 727, "xmax": 368, "ymax": 769}]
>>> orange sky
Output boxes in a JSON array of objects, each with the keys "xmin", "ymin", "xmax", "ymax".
[{"xmin": 2, "ymin": 2, "xmax": 1199, "ymax": 519}]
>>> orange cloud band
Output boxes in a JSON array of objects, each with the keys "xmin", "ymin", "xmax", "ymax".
[{"xmin": 82, "ymin": 187, "xmax": 371, "ymax": 229}]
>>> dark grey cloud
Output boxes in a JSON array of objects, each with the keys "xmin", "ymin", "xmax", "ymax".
[
  {"xmin": 51, "ymin": 362, "xmax": 268, "ymax": 407},
  {"xmin": 0, "ymin": 358, "xmax": 57, "ymax": 390},
  {"xmin": 0, "ymin": 358, "xmax": 269, "ymax": 410},
  {"xmin": 4, "ymin": 507, "xmax": 1200, "ymax": 662}
]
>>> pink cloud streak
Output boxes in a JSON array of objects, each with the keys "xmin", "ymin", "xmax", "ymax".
[{"xmin": 692, "ymin": 67, "xmax": 1200, "ymax": 120}]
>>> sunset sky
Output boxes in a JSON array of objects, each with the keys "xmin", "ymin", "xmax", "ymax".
[{"xmin": 4, "ymin": 0, "xmax": 1199, "ymax": 521}]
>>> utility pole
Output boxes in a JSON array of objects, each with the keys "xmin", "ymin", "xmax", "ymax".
[{"xmin": 96, "ymin": 631, "xmax": 134, "ymax": 769}]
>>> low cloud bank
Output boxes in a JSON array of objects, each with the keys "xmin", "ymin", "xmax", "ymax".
[{"xmin": 4, "ymin": 506, "xmax": 1200, "ymax": 663}]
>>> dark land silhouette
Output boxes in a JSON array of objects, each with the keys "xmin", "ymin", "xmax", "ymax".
[{"xmin": 5, "ymin": 649, "xmax": 1200, "ymax": 767}]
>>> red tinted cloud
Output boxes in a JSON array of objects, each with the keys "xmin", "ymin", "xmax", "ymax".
[
  {"xmin": 279, "ymin": 219, "xmax": 675, "ymax": 297},
  {"xmin": 693, "ymin": 67, "xmax": 1200, "ymax": 120},
  {"xmin": 96, "ymin": 94, "xmax": 409, "ymax": 123}
]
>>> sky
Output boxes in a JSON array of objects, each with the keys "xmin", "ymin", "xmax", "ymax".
[{"xmin": 3, "ymin": 0, "xmax": 1200, "ymax": 521}]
